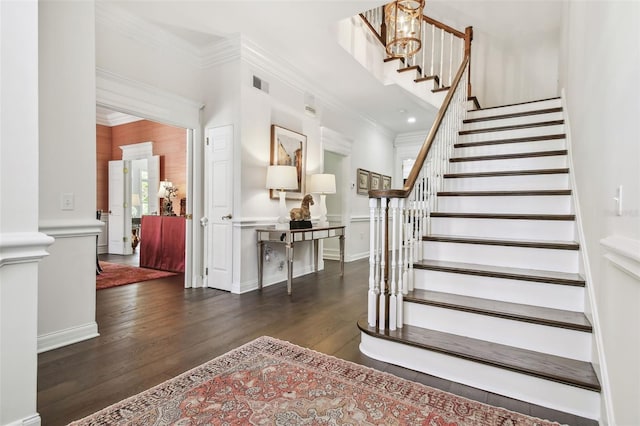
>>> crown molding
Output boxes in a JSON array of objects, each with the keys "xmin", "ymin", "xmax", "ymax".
[
  {"xmin": 96, "ymin": 3, "xmax": 395, "ymax": 139},
  {"xmin": 96, "ymin": 106, "xmax": 143, "ymax": 127},
  {"xmin": 236, "ymin": 35, "xmax": 395, "ymax": 139},
  {"xmin": 95, "ymin": 1, "xmax": 203, "ymax": 69}
]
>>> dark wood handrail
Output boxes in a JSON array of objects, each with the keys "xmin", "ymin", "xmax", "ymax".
[
  {"xmin": 369, "ymin": 55, "xmax": 470, "ymax": 200},
  {"xmin": 422, "ymin": 15, "xmax": 465, "ymax": 38}
]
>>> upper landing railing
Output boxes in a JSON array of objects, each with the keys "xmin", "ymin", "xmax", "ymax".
[{"xmin": 360, "ymin": 6, "xmax": 473, "ymax": 96}]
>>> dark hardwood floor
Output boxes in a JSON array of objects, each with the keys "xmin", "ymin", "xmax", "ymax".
[{"xmin": 38, "ymin": 258, "xmax": 596, "ymax": 425}]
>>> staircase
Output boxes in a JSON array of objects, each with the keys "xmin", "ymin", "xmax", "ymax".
[{"xmin": 359, "ymin": 97, "xmax": 601, "ymax": 420}]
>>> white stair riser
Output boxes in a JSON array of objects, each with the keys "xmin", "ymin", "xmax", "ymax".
[
  {"xmin": 459, "ymin": 124, "xmax": 564, "ymax": 143},
  {"xmin": 454, "ymin": 139, "xmax": 566, "ymax": 157},
  {"xmin": 443, "ymin": 174, "xmax": 569, "ymax": 191},
  {"xmin": 403, "ymin": 303, "xmax": 591, "ymax": 361},
  {"xmin": 413, "ymin": 268, "xmax": 585, "ymax": 311},
  {"xmin": 431, "ymin": 217, "xmax": 576, "ymax": 241},
  {"xmin": 422, "ymin": 240, "xmax": 579, "ymax": 273},
  {"xmin": 437, "ymin": 195, "xmax": 573, "ymax": 214},
  {"xmin": 466, "ymin": 99, "xmax": 562, "ymax": 120},
  {"xmin": 449, "ymin": 155, "xmax": 567, "ymax": 173},
  {"xmin": 462, "ymin": 111, "xmax": 563, "ymax": 131},
  {"xmin": 360, "ymin": 333, "xmax": 600, "ymax": 420}
]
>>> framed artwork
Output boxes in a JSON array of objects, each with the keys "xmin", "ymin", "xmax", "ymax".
[
  {"xmin": 369, "ymin": 172, "xmax": 381, "ymax": 191},
  {"xmin": 382, "ymin": 175, "xmax": 392, "ymax": 190},
  {"xmin": 357, "ymin": 168, "xmax": 370, "ymax": 195},
  {"xmin": 270, "ymin": 124, "xmax": 307, "ymax": 200}
]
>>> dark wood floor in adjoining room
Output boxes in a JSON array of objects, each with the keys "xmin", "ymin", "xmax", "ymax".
[{"xmin": 37, "ymin": 258, "xmax": 596, "ymax": 426}]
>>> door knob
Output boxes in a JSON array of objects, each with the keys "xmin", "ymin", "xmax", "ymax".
[{"xmin": 221, "ymin": 214, "xmax": 232, "ymax": 220}]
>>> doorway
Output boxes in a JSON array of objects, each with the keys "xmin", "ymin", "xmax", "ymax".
[{"xmin": 96, "ymin": 107, "xmax": 192, "ymax": 286}]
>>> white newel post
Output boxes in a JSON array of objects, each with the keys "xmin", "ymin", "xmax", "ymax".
[
  {"xmin": 368, "ymin": 198, "xmax": 378, "ymax": 327},
  {"xmin": 378, "ymin": 197, "xmax": 388, "ymax": 331},
  {"xmin": 397, "ymin": 198, "xmax": 405, "ymax": 328},
  {"xmin": 389, "ymin": 198, "xmax": 398, "ymax": 331}
]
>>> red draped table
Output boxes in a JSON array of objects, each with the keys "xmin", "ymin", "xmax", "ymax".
[{"xmin": 140, "ymin": 215, "xmax": 185, "ymax": 273}]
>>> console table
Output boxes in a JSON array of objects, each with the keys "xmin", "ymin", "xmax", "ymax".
[{"xmin": 256, "ymin": 225, "xmax": 345, "ymax": 295}]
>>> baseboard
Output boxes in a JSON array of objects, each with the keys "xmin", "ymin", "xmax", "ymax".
[
  {"xmin": 37, "ymin": 322, "xmax": 99, "ymax": 353},
  {"xmin": 5, "ymin": 413, "xmax": 41, "ymax": 426},
  {"xmin": 235, "ymin": 264, "xmax": 316, "ymax": 294}
]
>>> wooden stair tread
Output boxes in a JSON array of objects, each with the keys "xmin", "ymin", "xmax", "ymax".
[
  {"xmin": 454, "ymin": 134, "xmax": 566, "ymax": 148},
  {"xmin": 357, "ymin": 319, "xmax": 601, "ymax": 391},
  {"xmin": 413, "ymin": 259, "xmax": 585, "ymax": 286},
  {"xmin": 397, "ymin": 65, "xmax": 422, "ymax": 74},
  {"xmin": 459, "ymin": 120, "xmax": 564, "ymax": 135},
  {"xmin": 438, "ymin": 189, "xmax": 572, "ymax": 196},
  {"xmin": 468, "ymin": 97, "xmax": 561, "ymax": 112},
  {"xmin": 431, "ymin": 212, "xmax": 575, "ymax": 221},
  {"xmin": 463, "ymin": 107, "xmax": 563, "ymax": 124},
  {"xmin": 444, "ymin": 168, "xmax": 569, "ymax": 178},
  {"xmin": 415, "ymin": 75, "xmax": 440, "ymax": 85},
  {"xmin": 406, "ymin": 289, "xmax": 591, "ymax": 332},
  {"xmin": 432, "ymin": 86, "xmax": 450, "ymax": 93},
  {"xmin": 450, "ymin": 150, "xmax": 567, "ymax": 162},
  {"xmin": 423, "ymin": 234, "xmax": 579, "ymax": 250}
]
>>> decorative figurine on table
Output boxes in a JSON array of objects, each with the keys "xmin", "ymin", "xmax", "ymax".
[{"xmin": 289, "ymin": 194, "xmax": 314, "ymax": 229}]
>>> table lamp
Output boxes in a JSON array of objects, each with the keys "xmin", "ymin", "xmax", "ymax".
[
  {"xmin": 266, "ymin": 165, "xmax": 298, "ymax": 229},
  {"xmin": 309, "ymin": 173, "xmax": 336, "ymax": 227}
]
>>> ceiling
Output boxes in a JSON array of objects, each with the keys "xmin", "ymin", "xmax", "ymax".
[{"xmin": 98, "ymin": 0, "xmax": 563, "ymax": 135}]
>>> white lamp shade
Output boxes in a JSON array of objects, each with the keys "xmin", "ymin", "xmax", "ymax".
[
  {"xmin": 309, "ymin": 174, "xmax": 336, "ymax": 194},
  {"xmin": 131, "ymin": 193, "xmax": 141, "ymax": 206},
  {"xmin": 266, "ymin": 165, "xmax": 298, "ymax": 190},
  {"xmin": 157, "ymin": 181, "xmax": 173, "ymax": 198}
]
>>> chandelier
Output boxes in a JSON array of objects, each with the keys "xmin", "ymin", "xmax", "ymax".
[{"xmin": 385, "ymin": 0, "xmax": 425, "ymax": 58}]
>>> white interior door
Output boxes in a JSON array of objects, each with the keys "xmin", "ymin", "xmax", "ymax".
[
  {"xmin": 205, "ymin": 126, "xmax": 233, "ymax": 291},
  {"xmin": 108, "ymin": 160, "xmax": 132, "ymax": 255}
]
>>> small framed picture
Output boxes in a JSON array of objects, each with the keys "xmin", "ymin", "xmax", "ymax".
[
  {"xmin": 369, "ymin": 172, "xmax": 381, "ymax": 191},
  {"xmin": 357, "ymin": 168, "xmax": 369, "ymax": 195},
  {"xmin": 382, "ymin": 175, "xmax": 391, "ymax": 190}
]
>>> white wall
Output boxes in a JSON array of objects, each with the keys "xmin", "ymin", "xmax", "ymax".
[
  {"xmin": 95, "ymin": 2, "xmax": 203, "ymax": 102},
  {"xmin": 37, "ymin": 1, "xmax": 101, "ymax": 352},
  {"xmin": 471, "ymin": 29, "xmax": 560, "ymax": 107},
  {"xmin": 198, "ymin": 37, "xmax": 396, "ymax": 293},
  {"xmin": 559, "ymin": 2, "xmax": 640, "ymax": 424},
  {"xmin": 0, "ymin": 2, "xmax": 53, "ymax": 424}
]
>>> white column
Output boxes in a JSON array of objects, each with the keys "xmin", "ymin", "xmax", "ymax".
[
  {"xmin": 0, "ymin": 2, "xmax": 53, "ymax": 425},
  {"xmin": 38, "ymin": 0, "xmax": 100, "ymax": 352}
]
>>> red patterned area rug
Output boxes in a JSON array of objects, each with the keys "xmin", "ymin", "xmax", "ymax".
[
  {"xmin": 69, "ymin": 336, "xmax": 560, "ymax": 425},
  {"xmin": 96, "ymin": 262, "xmax": 177, "ymax": 290}
]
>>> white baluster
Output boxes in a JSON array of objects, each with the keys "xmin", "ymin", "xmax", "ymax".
[
  {"xmin": 449, "ymin": 32, "xmax": 454, "ymax": 87},
  {"xmin": 439, "ymin": 28, "xmax": 445, "ymax": 88},
  {"xmin": 389, "ymin": 198, "xmax": 398, "ymax": 331},
  {"xmin": 378, "ymin": 197, "xmax": 387, "ymax": 331},
  {"xmin": 368, "ymin": 198, "xmax": 378, "ymax": 327},
  {"xmin": 397, "ymin": 198, "xmax": 405, "ymax": 328},
  {"xmin": 430, "ymin": 24, "xmax": 435, "ymax": 79}
]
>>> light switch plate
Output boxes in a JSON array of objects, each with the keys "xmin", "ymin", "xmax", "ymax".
[{"xmin": 61, "ymin": 192, "xmax": 74, "ymax": 211}]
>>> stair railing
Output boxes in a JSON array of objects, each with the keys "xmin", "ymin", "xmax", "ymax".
[
  {"xmin": 360, "ymin": 6, "xmax": 473, "ymax": 95},
  {"xmin": 367, "ymin": 56, "xmax": 469, "ymax": 331}
]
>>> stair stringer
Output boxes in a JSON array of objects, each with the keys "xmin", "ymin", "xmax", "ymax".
[
  {"xmin": 560, "ymin": 90, "xmax": 611, "ymax": 424},
  {"xmin": 382, "ymin": 59, "xmax": 447, "ymax": 109}
]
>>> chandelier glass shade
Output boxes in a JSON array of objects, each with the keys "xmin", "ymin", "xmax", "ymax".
[{"xmin": 385, "ymin": 0, "xmax": 425, "ymax": 58}]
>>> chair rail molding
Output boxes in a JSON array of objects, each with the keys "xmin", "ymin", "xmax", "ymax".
[
  {"xmin": 39, "ymin": 219, "xmax": 104, "ymax": 239},
  {"xmin": 600, "ymin": 235, "xmax": 640, "ymax": 280},
  {"xmin": 0, "ymin": 232, "xmax": 55, "ymax": 267}
]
